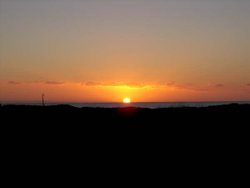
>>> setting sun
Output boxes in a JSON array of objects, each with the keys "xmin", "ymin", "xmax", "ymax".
[{"xmin": 123, "ymin": 97, "xmax": 131, "ymax": 104}]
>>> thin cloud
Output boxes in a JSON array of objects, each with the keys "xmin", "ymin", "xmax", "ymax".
[
  {"xmin": 175, "ymin": 83, "xmax": 225, "ymax": 91},
  {"xmin": 214, "ymin": 84, "xmax": 224, "ymax": 88},
  {"xmin": 85, "ymin": 81, "xmax": 106, "ymax": 86},
  {"xmin": 45, "ymin": 81, "xmax": 65, "ymax": 85},
  {"xmin": 164, "ymin": 82, "xmax": 205, "ymax": 91},
  {"xmin": 8, "ymin": 81, "xmax": 21, "ymax": 85},
  {"xmin": 85, "ymin": 81, "xmax": 194, "ymax": 89},
  {"xmin": 120, "ymin": 82, "xmax": 147, "ymax": 88},
  {"xmin": 83, "ymin": 81, "xmax": 226, "ymax": 91},
  {"xmin": 163, "ymin": 82, "xmax": 226, "ymax": 91},
  {"xmin": 84, "ymin": 81, "xmax": 148, "ymax": 88}
]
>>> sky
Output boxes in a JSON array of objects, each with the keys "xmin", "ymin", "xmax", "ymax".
[{"xmin": 0, "ymin": 0, "xmax": 250, "ymax": 102}]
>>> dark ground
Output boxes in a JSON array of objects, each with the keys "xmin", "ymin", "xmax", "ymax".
[
  {"xmin": 1, "ymin": 104, "xmax": 249, "ymax": 181},
  {"xmin": 1, "ymin": 103, "xmax": 249, "ymax": 140}
]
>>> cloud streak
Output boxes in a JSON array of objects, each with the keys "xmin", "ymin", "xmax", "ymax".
[
  {"xmin": 214, "ymin": 84, "xmax": 224, "ymax": 88},
  {"xmin": 161, "ymin": 82, "xmax": 206, "ymax": 91},
  {"xmin": 160, "ymin": 82, "xmax": 226, "ymax": 91},
  {"xmin": 8, "ymin": 81, "xmax": 21, "ymax": 85},
  {"xmin": 84, "ymin": 81, "xmax": 213, "ymax": 91},
  {"xmin": 84, "ymin": 81, "xmax": 148, "ymax": 88},
  {"xmin": 45, "ymin": 81, "xmax": 65, "ymax": 85},
  {"xmin": 3, "ymin": 80, "xmax": 228, "ymax": 92}
]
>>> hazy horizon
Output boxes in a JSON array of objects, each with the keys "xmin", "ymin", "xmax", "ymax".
[
  {"xmin": 1, "ymin": 0, "xmax": 250, "ymax": 103},
  {"xmin": 2, "ymin": 99, "xmax": 250, "ymax": 104}
]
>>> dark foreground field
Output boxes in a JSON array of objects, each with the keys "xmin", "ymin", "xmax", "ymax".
[
  {"xmin": 1, "ymin": 104, "xmax": 249, "ymax": 177},
  {"xmin": 1, "ymin": 103, "xmax": 249, "ymax": 138}
]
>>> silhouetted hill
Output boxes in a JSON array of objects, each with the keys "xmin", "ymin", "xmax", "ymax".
[
  {"xmin": 1, "ymin": 104, "xmax": 249, "ymax": 176},
  {"xmin": 1, "ymin": 103, "xmax": 249, "ymax": 156},
  {"xmin": 1, "ymin": 104, "xmax": 249, "ymax": 138}
]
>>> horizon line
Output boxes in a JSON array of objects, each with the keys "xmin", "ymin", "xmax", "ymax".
[{"xmin": 1, "ymin": 100, "xmax": 250, "ymax": 104}]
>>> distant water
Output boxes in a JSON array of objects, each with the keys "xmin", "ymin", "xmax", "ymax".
[
  {"xmin": 68, "ymin": 101, "xmax": 250, "ymax": 108},
  {"xmin": 5, "ymin": 101, "xmax": 250, "ymax": 109}
]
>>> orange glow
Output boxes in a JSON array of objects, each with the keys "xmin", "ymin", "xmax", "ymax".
[{"xmin": 1, "ymin": 81, "xmax": 250, "ymax": 103}]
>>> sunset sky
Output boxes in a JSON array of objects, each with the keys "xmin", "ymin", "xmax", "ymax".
[{"xmin": 1, "ymin": 0, "xmax": 250, "ymax": 103}]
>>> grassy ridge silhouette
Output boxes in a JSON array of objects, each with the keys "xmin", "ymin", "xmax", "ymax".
[
  {"xmin": 1, "ymin": 103, "xmax": 249, "ymax": 132},
  {"xmin": 1, "ymin": 104, "xmax": 249, "ymax": 165}
]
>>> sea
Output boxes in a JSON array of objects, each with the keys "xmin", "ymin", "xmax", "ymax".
[{"xmin": 3, "ymin": 101, "xmax": 250, "ymax": 109}]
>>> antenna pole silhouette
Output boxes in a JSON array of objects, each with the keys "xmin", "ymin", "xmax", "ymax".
[{"xmin": 42, "ymin": 93, "xmax": 45, "ymax": 106}]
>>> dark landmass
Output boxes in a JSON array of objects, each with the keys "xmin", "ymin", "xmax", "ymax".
[
  {"xmin": 1, "ymin": 104, "xmax": 249, "ymax": 171},
  {"xmin": 1, "ymin": 103, "xmax": 249, "ymax": 124},
  {"xmin": 1, "ymin": 103, "xmax": 249, "ymax": 137},
  {"xmin": 1, "ymin": 103, "xmax": 249, "ymax": 153}
]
